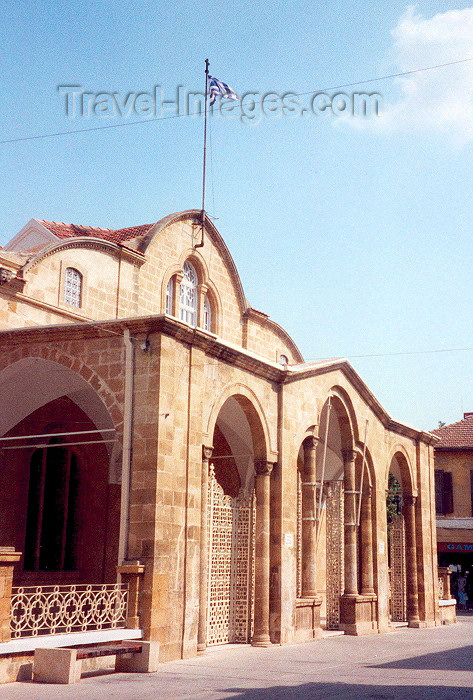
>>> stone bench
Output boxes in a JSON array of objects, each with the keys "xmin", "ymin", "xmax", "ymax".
[{"xmin": 33, "ymin": 640, "xmax": 159, "ymax": 684}]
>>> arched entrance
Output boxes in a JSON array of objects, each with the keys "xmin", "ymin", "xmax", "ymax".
[
  {"xmin": 301, "ymin": 391, "xmax": 377, "ymax": 635},
  {"xmin": 315, "ymin": 394, "xmax": 353, "ymax": 630},
  {"xmin": 0, "ymin": 358, "xmax": 119, "ymax": 588},
  {"xmin": 205, "ymin": 395, "xmax": 267, "ymax": 646},
  {"xmin": 387, "ymin": 451, "xmax": 419, "ymax": 626}
]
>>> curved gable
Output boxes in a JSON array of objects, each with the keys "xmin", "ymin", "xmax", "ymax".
[
  {"xmin": 137, "ymin": 210, "xmax": 248, "ymax": 314},
  {"xmin": 3, "ymin": 209, "xmax": 303, "ymax": 363},
  {"xmin": 139, "ymin": 211, "xmax": 303, "ymax": 362}
]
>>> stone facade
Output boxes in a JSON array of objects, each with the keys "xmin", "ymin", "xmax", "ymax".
[{"xmin": 0, "ymin": 210, "xmax": 441, "ymax": 681}]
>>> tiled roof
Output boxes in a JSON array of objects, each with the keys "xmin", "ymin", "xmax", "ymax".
[
  {"xmin": 432, "ymin": 414, "xmax": 473, "ymax": 449},
  {"xmin": 38, "ymin": 221, "xmax": 153, "ymax": 244}
]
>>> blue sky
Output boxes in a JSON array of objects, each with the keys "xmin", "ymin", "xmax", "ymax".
[{"xmin": 1, "ymin": 1, "xmax": 472, "ymax": 431}]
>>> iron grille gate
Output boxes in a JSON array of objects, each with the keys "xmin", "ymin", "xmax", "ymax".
[
  {"xmin": 389, "ymin": 514, "xmax": 407, "ymax": 621},
  {"xmin": 207, "ymin": 464, "xmax": 255, "ymax": 645},
  {"xmin": 326, "ymin": 481, "xmax": 344, "ymax": 629}
]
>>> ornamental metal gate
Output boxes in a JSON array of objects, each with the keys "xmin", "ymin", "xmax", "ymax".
[
  {"xmin": 389, "ymin": 514, "xmax": 407, "ymax": 621},
  {"xmin": 326, "ymin": 481, "xmax": 344, "ymax": 629},
  {"xmin": 207, "ymin": 464, "xmax": 255, "ymax": 645}
]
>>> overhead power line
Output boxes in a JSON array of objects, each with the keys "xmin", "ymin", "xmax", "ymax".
[
  {"xmin": 1, "ymin": 57, "xmax": 472, "ymax": 145},
  {"xmin": 307, "ymin": 346, "xmax": 473, "ymax": 362}
]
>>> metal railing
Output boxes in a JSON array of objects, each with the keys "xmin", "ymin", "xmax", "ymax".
[{"xmin": 10, "ymin": 583, "xmax": 128, "ymax": 638}]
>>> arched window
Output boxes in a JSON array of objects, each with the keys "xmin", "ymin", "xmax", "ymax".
[
  {"xmin": 64, "ymin": 267, "xmax": 82, "ymax": 307},
  {"xmin": 179, "ymin": 261, "xmax": 198, "ymax": 326},
  {"xmin": 203, "ymin": 295, "xmax": 212, "ymax": 331},
  {"xmin": 166, "ymin": 276, "xmax": 174, "ymax": 315},
  {"xmin": 24, "ymin": 438, "xmax": 79, "ymax": 571}
]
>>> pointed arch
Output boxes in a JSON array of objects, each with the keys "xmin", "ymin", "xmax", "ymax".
[
  {"xmin": 204, "ymin": 383, "xmax": 275, "ymax": 462},
  {"xmin": 386, "ymin": 445, "xmax": 416, "ymax": 496}
]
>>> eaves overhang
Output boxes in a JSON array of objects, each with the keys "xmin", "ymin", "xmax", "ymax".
[
  {"xmin": 0, "ymin": 315, "xmax": 286, "ymax": 383},
  {"xmin": 0, "ymin": 317, "xmax": 439, "ymax": 446},
  {"xmin": 434, "ymin": 445, "xmax": 472, "ymax": 452},
  {"xmin": 283, "ymin": 359, "xmax": 438, "ymax": 445}
]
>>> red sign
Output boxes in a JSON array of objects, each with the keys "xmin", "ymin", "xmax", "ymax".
[{"xmin": 438, "ymin": 542, "xmax": 473, "ymax": 552}]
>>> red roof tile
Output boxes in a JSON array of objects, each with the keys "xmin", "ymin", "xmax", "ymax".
[
  {"xmin": 39, "ymin": 220, "xmax": 153, "ymax": 244},
  {"xmin": 432, "ymin": 414, "xmax": 473, "ymax": 449}
]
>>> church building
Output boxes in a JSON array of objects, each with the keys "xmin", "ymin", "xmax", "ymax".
[{"xmin": 0, "ymin": 210, "xmax": 445, "ymax": 682}]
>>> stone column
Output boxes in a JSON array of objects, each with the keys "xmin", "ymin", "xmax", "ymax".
[
  {"xmin": 343, "ymin": 449, "xmax": 358, "ymax": 596},
  {"xmin": 197, "ymin": 445, "xmax": 213, "ymax": 653},
  {"xmin": 0, "ymin": 547, "xmax": 22, "ymax": 642},
  {"xmin": 360, "ymin": 486, "xmax": 375, "ymax": 596},
  {"xmin": 301, "ymin": 436, "xmax": 318, "ymax": 597},
  {"xmin": 173, "ymin": 271, "xmax": 184, "ymax": 318},
  {"xmin": 403, "ymin": 494, "xmax": 420, "ymax": 626},
  {"xmin": 117, "ymin": 561, "xmax": 145, "ymax": 628},
  {"xmin": 252, "ymin": 460, "xmax": 274, "ymax": 647},
  {"xmin": 197, "ymin": 283, "xmax": 208, "ymax": 329}
]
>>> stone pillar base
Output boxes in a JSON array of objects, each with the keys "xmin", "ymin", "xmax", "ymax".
[
  {"xmin": 117, "ymin": 561, "xmax": 145, "ymax": 630},
  {"xmin": 407, "ymin": 619, "xmax": 427, "ymax": 629},
  {"xmin": 251, "ymin": 634, "xmax": 271, "ymax": 647},
  {"xmin": 294, "ymin": 597, "xmax": 323, "ymax": 643},
  {"xmin": 339, "ymin": 594, "xmax": 377, "ymax": 636},
  {"xmin": 0, "ymin": 547, "xmax": 22, "ymax": 643}
]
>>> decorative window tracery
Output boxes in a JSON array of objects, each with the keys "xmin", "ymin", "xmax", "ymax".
[
  {"xmin": 64, "ymin": 267, "xmax": 82, "ymax": 307},
  {"xmin": 179, "ymin": 261, "xmax": 198, "ymax": 326}
]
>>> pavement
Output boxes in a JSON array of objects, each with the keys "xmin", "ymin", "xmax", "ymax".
[{"xmin": 5, "ymin": 613, "xmax": 473, "ymax": 699}]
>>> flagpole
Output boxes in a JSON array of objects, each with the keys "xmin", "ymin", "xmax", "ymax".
[{"xmin": 196, "ymin": 58, "xmax": 209, "ymax": 249}]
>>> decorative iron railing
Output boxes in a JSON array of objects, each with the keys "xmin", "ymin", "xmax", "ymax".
[{"xmin": 10, "ymin": 583, "xmax": 128, "ymax": 638}]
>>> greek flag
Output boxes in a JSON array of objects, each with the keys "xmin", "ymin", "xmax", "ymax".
[{"xmin": 208, "ymin": 76, "xmax": 239, "ymax": 105}]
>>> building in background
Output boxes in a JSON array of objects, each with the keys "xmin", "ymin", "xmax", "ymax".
[
  {"xmin": 0, "ymin": 211, "xmax": 443, "ymax": 683},
  {"xmin": 433, "ymin": 413, "xmax": 473, "ymax": 605}
]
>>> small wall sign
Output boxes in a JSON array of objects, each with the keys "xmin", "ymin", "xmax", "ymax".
[{"xmin": 284, "ymin": 533, "xmax": 294, "ymax": 547}]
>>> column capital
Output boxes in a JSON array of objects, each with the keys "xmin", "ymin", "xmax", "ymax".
[
  {"xmin": 175, "ymin": 270, "xmax": 184, "ymax": 283},
  {"xmin": 197, "ymin": 282, "xmax": 209, "ymax": 294},
  {"xmin": 254, "ymin": 460, "xmax": 274, "ymax": 476},
  {"xmin": 202, "ymin": 445, "xmax": 213, "ymax": 461},
  {"xmin": 342, "ymin": 448, "xmax": 357, "ymax": 464},
  {"xmin": 0, "ymin": 547, "xmax": 22, "ymax": 564},
  {"xmin": 303, "ymin": 435, "xmax": 318, "ymax": 451}
]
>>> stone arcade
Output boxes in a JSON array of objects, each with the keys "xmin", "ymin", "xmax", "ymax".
[{"xmin": 0, "ymin": 211, "xmax": 444, "ymax": 682}]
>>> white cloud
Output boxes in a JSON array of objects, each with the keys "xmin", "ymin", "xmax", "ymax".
[{"xmin": 347, "ymin": 6, "xmax": 473, "ymax": 145}]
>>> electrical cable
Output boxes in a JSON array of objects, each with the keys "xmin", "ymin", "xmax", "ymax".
[
  {"xmin": 1, "ymin": 57, "xmax": 472, "ymax": 145},
  {"xmin": 306, "ymin": 346, "xmax": 473, "ymax": 362}
]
